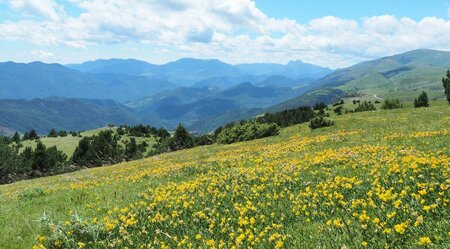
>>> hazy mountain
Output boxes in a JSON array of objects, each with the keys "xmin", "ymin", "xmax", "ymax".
[
  {"xmin": 254, "ymin": 75, "xmax": 314, "ymax": 88},
  {"xmin": 237, "ymin": 60, "xmax": 332, "ymax": 79},
  {"xmin": 0, "ymin": 97, "xmax": 139, "ymax": 134},
  {"xmin": 94, "ymin": 73, "xmax": 178, "ymax": 102},
  {"xmin": 269, "ymin": 49, "xmax": 450, "ymax": 112},
  {"xmin": 160, "ymin": 58, "xmax": 242, "ymax": 85},
  {"xmin": 129, "ymin": 83, "xmax": 301, "ymax": 130},
  {"xmin": 127, "ymin": 86, "xmax": 221, "ymax": 116},
  {"xmin": 192, "ymin": 75, "xmax": 268, "ymax": 89},
  {"xmin": 67, "ymin": 58, "xmax": 332, "ymax": 88},
  {"xmin": 66, "ymin": 58, "xmax": 159, "ymax": 75},
  {"xmin": 0, "ymin": 62, "xmax": 177, "ymax": 102},
  {"xmin": 0, "ymin": 61, "xmax": 113, "ymax": 100}
]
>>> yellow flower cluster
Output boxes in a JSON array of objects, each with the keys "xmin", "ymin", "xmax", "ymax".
[
  {"xmin": 384, "ymin": 129, "xmax": 450, "ymax": 140},
  {"xmin": 35, "ymin": 128, "xmax": 450, "ymax": 248}
]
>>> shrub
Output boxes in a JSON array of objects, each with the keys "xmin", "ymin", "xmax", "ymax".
[
  {"xmin": 414, "ymin": 91, "xmax": 429, "ymax": 108},
  {"xmin": 333, "ymin": 106, "xmax": 343, "ymax": 115},
  {"xmin": 354, "ymin": 101, "xmax": 376, "ymax": 112},
  {"xmin": 194, "ymin": 134, "xmax": 216, "ymax": 146},
  {"xmin": 309, "ymin": 116, "xmax": 335, "ymax": 130},
  {"xmin": 332, "ymin": 100, "xmax": 344, "ymax": 106},
  {"xmin": 217, "ymin": 121, "xmax": 280, "ymax": 144},
  {"xmin": 381, "ymin": 98, "xmax": 403, "ymax": 109}
]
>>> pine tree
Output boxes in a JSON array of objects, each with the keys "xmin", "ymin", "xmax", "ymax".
[
  {"xmin": 58, "ymin": 130, "xmax": 67, "ymax": 137},
  {"xmin": 29, "ymin": 129, "xmax": 39, "ymax": 140},
  {"xmin": 72, "ymin": 137, "xmax": 91, "ymax": 166},
  {"xmin": 171, "ymin": 124, "xmax": 194, "ymax": 151},
  {"xmin": 22, "ymin": 132, "xmax": 29, "ymax": 141},
  {"xmin": 443, "ymin": 69, "xmax": 450, "ymax": 105},
  {"xmin": 12, "ymin": 132, "xmax": 21, "ymax": 144},
  {"xmin": 414, "ymin": 91, "xmax": 429, "ymax": 108},
  {"xmin": 32, "ymin": 140, "xmax": 48, "ymax": 172},
  {"xmin": 124, "ymin": 138, "xmax": 145, "ymax": 161},
  {"xmin": 48, "ymin": 129, "xmax": 58, "ymax": 137}
]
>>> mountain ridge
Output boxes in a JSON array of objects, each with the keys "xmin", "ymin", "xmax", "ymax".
[{"xmin": 267, "ymin": 49, "xmax": 450, "ymax": 112}]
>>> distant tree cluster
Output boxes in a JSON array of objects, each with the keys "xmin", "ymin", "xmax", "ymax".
[
  {"xmin": 332, "ymin": 100, "xmax": 344, "ymax": 107},
  {"xmin": 151, "ymin": 124, "xmax": 196, "ymax": 155},
  {"xmin": 313, "ymin": 102, "xmax": 327, "ymax": 111},
  {"xmin": 354, "ymin": 101, "xmax": 376, "ymax": 112},
  {"xmin": 72, "ymin": 130, "xmax": 146, "ymax": 167},
  {"xmin": 414, "ymin": 91, "xmax": 429, "ymax": 108},
  {"xmin": 22, "ymin": 129, "xmax": 39, "ymax": 141},
  {"xmin": 0, "ymin": 139, "xmax": 67, "ymax": 184},
  {"xmin": 309, "ymin": 116, "xmax": 335, "ymax": 130},
  {"xmin": 117, "ymin": 124, "xmax": 170, "ymax": 138},
  {"xmin": 381, "ymin": 98, "xmax": 403, "ymax": 110},
  {"xmin": 443, "ymin": 70, "xmax": 450, "ymax": 105},
  {"xmin": 256, "ymin": 106, "xmax": 315, "ymax": 128},
  {"xmin": 216, "ymin": 121, "xmax": 280, "ymax": 144},
  {"xmin": 47, "ymin": 129, "xmax": 71, "ymax": 138}
]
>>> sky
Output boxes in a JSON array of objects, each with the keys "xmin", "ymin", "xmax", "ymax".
[{"xmin": 0, "ymin": 0, "xmax": 449, "ymax": 68}]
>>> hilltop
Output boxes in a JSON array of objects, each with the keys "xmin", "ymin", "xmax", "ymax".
[
  {"xmin": 270, "ymin": 49, "xmax": 450, "ymax": 112},
  {"xmin": 0, "ymin": 101, "xmax": 448, "ymax": 248}
]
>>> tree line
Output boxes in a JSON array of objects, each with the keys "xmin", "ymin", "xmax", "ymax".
[
  {"xmin": 151, "ymin": 105, "xmax": 321, "ymax": 154},
  {"xmin": 0, "ymin": 124, "xmax": 171, "ymax": 184},
  {"xmin": 0, "ymin": 139, "xmax": 67, "ymax": 184}
]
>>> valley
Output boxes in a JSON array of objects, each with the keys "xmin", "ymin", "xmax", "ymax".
[{"xmin": 0, "ymin": 49, "xmax": 448, "ymax": 135}]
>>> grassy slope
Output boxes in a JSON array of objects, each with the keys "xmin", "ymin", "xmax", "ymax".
[
  {"xmin": 0, "ymin": 101, "xmax": 449, "ymax": 248},
  {"xmin": 20, "ymin": 127, "xmax": 156, "ymax": 156}
]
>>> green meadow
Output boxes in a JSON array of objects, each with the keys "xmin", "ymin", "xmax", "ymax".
[{"xmin": 0, "ymin": 101, "xmax": 448, "ymax": 248}]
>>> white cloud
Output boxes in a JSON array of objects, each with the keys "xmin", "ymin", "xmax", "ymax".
[
  {"xmin": 1, "ymin": 0, "xmax": 450, "ymax": 68},
  {"xmin": 9, "ymin": 0, "xmax": 64, "ymax": 21},
  {"xmin": 31, "ymin": 49, "xmax": 56, "ymax": 60}
]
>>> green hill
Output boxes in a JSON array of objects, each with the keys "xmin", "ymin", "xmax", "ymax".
[
  {"xmin": 270, "ymin": 49, "xmax": 449, "ymax": 112},
  {"xmin": 19, "ymin": 127, "xmax": 157, "ymax": 156},
  {"xmin": 0, "ymin": 101, "xmax": 448, "ymax": 248}
]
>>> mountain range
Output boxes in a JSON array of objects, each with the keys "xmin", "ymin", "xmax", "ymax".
[
  {"xmin": 0, "ymin": 49, "xmax": 448, "ymax": 134},
  {"xmin": 0, "ymin": 98, "xmax": 138, "ymax": 134},
  {"xmin": 67, "ymin": 58, "xmax": 332, "ymax": 87}
]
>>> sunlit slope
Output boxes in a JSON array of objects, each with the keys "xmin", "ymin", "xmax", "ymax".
[{"xmin": 0, "ymin": 102, "xmax": 449, "ymax": 248}]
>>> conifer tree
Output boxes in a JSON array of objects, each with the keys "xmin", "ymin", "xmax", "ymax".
[
  {"xmin": 29, "ymin": 129, "xmax": 39, "ymax": 140},
  {"xmin": 171, "ymin": 124, "xmax": 194, "ymax": 151},
  {"xmin": 12, "ymin": 132, "xmax": 21, "ymax": 144},
  {"xmin": 48, "ymin": 129, "xmax": 58, "ymax": 137},
  {"xmin": 443, "ymin": 69, "xmax": 450, "ymax": 105},
  {"xmin": 22, "ymin": 132, "xmax": 29, "ymax": 141},
  {"xmin": 414, "ymin": 91, "xmax": 429, "ymax": 108},
  {"xmin": 32, "ymin": 140, "xmax": 48, "ymax": 172}
]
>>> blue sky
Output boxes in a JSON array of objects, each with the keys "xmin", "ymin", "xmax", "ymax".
[
  {"xmin": 257, "ymin": 0, "xmax": 450, "ymax": 22},
  {"xmin": 0, "ymin": 0, "xmax": 449, "ymax": 68}
]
